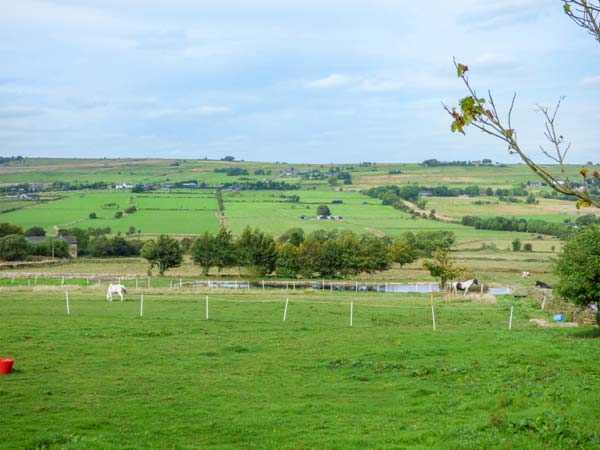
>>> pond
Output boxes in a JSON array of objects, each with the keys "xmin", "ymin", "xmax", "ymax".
[{"xmin": 197, "ymin": 281, "xmax": 512, "ymax": 295}]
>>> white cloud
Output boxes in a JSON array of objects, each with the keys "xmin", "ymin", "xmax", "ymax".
[
  {"xmin": 0, "ymin": 106, "xmax": 44, "ymax": 118},
  {"xmin": 141, "ymin": 105, "xmax": 232, "ymax": 119},
  {"xmin": 191, "ymin": 106, "xmax": 233, "ymax": 115},
  {"xmin": 306, "ymin": 74, "xmax": 356, "ymax": 89},
  {"xmin": 580, "ymin": 76, "xmax": 600, "ymax": 87},
  {"xmin": 356, "ymin": 79, "xmax": 404, "ymax": 93}
]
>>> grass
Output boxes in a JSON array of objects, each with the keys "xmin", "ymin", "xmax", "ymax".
[{"xmin": 1, "ymin": 288, "xmax": 599, "ymax": 449}]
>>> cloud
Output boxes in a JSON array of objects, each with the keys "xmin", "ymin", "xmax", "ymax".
[
  {"xmin": 475, "ymin": 52, "xmax": 519, "ymax": 69},
  {"xmin": 306, "ymin": 74, "xmax": 356, "ymax": 89},
  {"xmin": 356, "ymin": 79, "xmax": 404, "ymax": 93},
  {"xmin": 580, "ymin": 76, "xmax": 600, "ymax": 86},
  {"xmin": 0, "ymin": 106, "xmax": 44, "ymax": 119},
  {"xmin": 191, "ymin": 106, "xmax": 232, "ymax": 115},
  {"xmin": 458, "ymin": 0, "xmax": 547, "ymax": 30},
  {"xmin": 67, "ymin": 96, "xmax": 110, "ymax": 110},
  {"xmin": 141, "ymin": 105, "xmax": 233, "ymax": 119}
]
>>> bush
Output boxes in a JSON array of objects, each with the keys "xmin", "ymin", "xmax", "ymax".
[
  {"xmin": 523, "ymin": 243, "xmax": 533, "ymax": 252},
  {"xmin": 0, "ymin": 234, "xmax": 29, "ymax": 260},
  {"xmin": 114, "ymin": 211, "xmax": 123, "ymax": 219},
  {"xmin": 24, "ymin": 226, "xmax": 46, "ymax": 237},
  {"xmin": 89, "ymin": 212, "xmax": 97, "ymax": 219}
]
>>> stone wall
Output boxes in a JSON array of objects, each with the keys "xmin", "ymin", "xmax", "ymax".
[{"xmin": 529, "ymin": 287, "xmax": 597, "ymax": 326}]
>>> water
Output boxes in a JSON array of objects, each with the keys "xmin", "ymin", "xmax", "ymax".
[{"xmin": 195, "ymin": 281, "xmax": 512, "ymax": 295}]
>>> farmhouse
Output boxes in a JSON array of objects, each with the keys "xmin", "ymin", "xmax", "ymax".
[
  {"xmin": 115, "ymin": 183, "xmax": 133, "ymax": 189},
  {"xmin": 25, "ymin": 236, "xmax": 78, "ymax": 258}
]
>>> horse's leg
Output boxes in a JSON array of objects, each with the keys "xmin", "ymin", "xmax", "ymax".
[{"xmin": 119, "ymin": 291, "xmax": 124, "ymax": 302}]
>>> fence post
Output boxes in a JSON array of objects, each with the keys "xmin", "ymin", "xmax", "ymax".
[
  {"xmin": 140, "ymin": 293, "xmax": 144, "ymax": 317},
  {"xmin": 205, "ymin": 295, "xmax": 209, "ymax": 320},
  {"xmin": 350, "ymin": 301, "xmax": 353, "ymax": 327},
  {"xmin": 509, "ymin": 306, "xmax": 514, "ymax": 330},
  {"xmin": 283, "ymin": 298, "xmax": 289, "ymax": 321},
  {"xmin": 431, "ymin": 305, "xmax": 436, "ymax": 331},
  {"xmin": 66, "ymin": 290, "xmax": 70, "ymax": 316}
]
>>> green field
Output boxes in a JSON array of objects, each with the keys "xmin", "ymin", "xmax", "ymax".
[
  {"xmin": 0, "ymin": 190, "xmax": 220, "ymax": 235},
  {"xmin": 1, "ymin": 159, "xmax": 595, "ymax": 242},
  {"xmin": 1, "ymin": 288, "xmax": 599, "ymax": 449}
]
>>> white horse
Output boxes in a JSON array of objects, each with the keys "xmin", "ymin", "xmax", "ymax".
[
  {"xmin": 451, "ymin": 278, "xmax": 479, "ymax": 296},
  {"xmin": 106, "ymin": 283, "xmax": 127, "ymax": 302}
]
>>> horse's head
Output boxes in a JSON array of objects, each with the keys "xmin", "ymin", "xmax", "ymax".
[{"xmin": 472, "ymin": 278, "xmax": 479, "ymax": 285}]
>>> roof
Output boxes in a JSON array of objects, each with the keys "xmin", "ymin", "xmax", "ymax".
[{"xmin": 25, "ymin": 236, "xmax": 77, "ymax": 244}]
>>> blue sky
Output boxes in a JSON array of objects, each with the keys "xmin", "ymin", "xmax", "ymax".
[{"xmin": 1, "ymin": 0, "xmax": 599, "ymax": 163}]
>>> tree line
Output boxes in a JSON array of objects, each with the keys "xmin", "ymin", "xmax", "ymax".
[
  {"xmin": 461, "ymin": 216, "xmax": 574, "ymax": 239},
  {"xmin": 366, "ymin": 184, "xmax": 528, "ymax": 204},
  {"xmin": 0, "ymin": 221, "xmax": 456, "ymax": 277},
  {"xmin": 178, "ymin": 227, "xmax": 455, "ymax": 278}
]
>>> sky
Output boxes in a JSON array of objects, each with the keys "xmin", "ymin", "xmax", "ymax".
[{"xmin": 1, "ymin": 0, "xmax": 599, "ymax": 163}]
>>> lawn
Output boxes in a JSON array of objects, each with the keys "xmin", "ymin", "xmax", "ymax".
[{"xmin": 1, "ymin": 288, "xmax": 599, "ymax": 449}]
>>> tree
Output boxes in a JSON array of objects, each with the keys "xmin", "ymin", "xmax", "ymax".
[
  {"xmin": 235, "ymin": 227, "xmax": 276, "ymax": 276},
  {"xmin": 423, "ymin": 249, "xmax": 466, "ymax": 289},
  {"xmin": 278, "ymin": 228, "xmax": 305, "ymax": 246},
  {"xmin": 512, "ymin": 238, "xmax": 522, "ymax": 252},
  {"xmin": 114, "ymin": 211, "xmax": 123, "ymax": 219},
  {"xmin": 523, "ymin": 243, "xmax": 533, "ymax": 252},
  {"xmin": 0, "ymin": 234, "xmax": 30, "ymax": 260},
  {"xmin": 0, "ymin": 223, "xmax": 22, "ymax": 238},
  {"xmin": 275, "ymin": 242, "xmax": 299, "ymax": 278},
  {"xmin": 24, "ymin": 226, "xmax": 46, "ymax": 237},
  {"xmin": 296, "ymin": 237, "xmax": 322, "ymax": 278},
  {"xmin": 316, "ymin": 204, "xmax": 331, "ymax": 216},
  {"xmin": 214, "ymin": 228, "xmax": 236, "ymax": 272},
  {"xmin": 360, "ymin": 234, "xmax": 390, "ymax": 274},
  {"xmin": 140, "ymin": 235, "xmax": 183, "ymax": 275},
  {"xmin": 191, "ymin": 233, "xmax": 217, "ymax": 275},
  {"xmin": 89, "ymin": 212, "xmax": 97, "ymax": 219},
  {"xmin": 446, "ymin": 1, "xmax": 600, "ymax": 209},
  {"xmin": 388, "ymin": 235, "xmax": 418, "ymax": 268},
  {"xmin": 555, "ymin": 224, "xmax": 600, "ymax": 308}
]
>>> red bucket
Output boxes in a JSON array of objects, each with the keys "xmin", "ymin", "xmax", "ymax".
[{"xmin": 0, "ymin": 359, "xmax": 14, "ymax": 374}]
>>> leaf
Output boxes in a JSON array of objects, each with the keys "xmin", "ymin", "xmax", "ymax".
[
  {"xmin": 457, "ymin": 63, "xmax": 468, "ymax": 77},
  {"xmin": 580, "ymin": 167, "xmax": 589, "ymax": 177},
  {"xmin": 594, "ymin": 171, "xmax": 600, "ymax": 180},
  {"xmin": 564, "ymin": 3, "xmax": 571, "ymax": 13},
  {"xmin": 576, "ymin": 200, "xmax": 592, "ymax": 209},
  {"xmin": 505, "ymin": 129, "xmax": 514, "ymax": 139}
]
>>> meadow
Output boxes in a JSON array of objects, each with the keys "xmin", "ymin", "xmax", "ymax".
[
  {"xmin": 2, "ymin": 159, "xmax": 600, "ymax": 449},
  {"xmin": 1, "ymin": 287, "xmax": 600, "ymax": 449}
]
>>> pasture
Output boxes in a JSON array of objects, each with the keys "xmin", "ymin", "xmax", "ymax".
[
  {"xmin": 1, "ymin": 159, "xmax": 595, "ymax": 252},
  {"xmin": 1, "ymin": 287, "xmax": 599, "ymax": 449}
]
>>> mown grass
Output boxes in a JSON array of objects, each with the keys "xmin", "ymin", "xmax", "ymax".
[{"xmin": 1, "ymin": 288, "xmax": 599, "ymax": 449}]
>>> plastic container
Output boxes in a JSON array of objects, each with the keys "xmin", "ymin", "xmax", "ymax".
[
  {"xmin": 553, "ymin": 314, "xmax": 565, "ymax": 322},
  {"xmin": 0, "ymin": 358, "xmax": 14, "ymax": 374}
]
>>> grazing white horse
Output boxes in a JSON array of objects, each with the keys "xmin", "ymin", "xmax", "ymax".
[
  {"xmin": 106, "ymin": 283, "xmax": 127, "ymax": 302},
  {"xmin": 522, "ymin": 271, "xmax": 530, "ymax": 278},
  {"xmin": 451, "ymin": 278, "xmax": 479, "ymax": 296}
]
